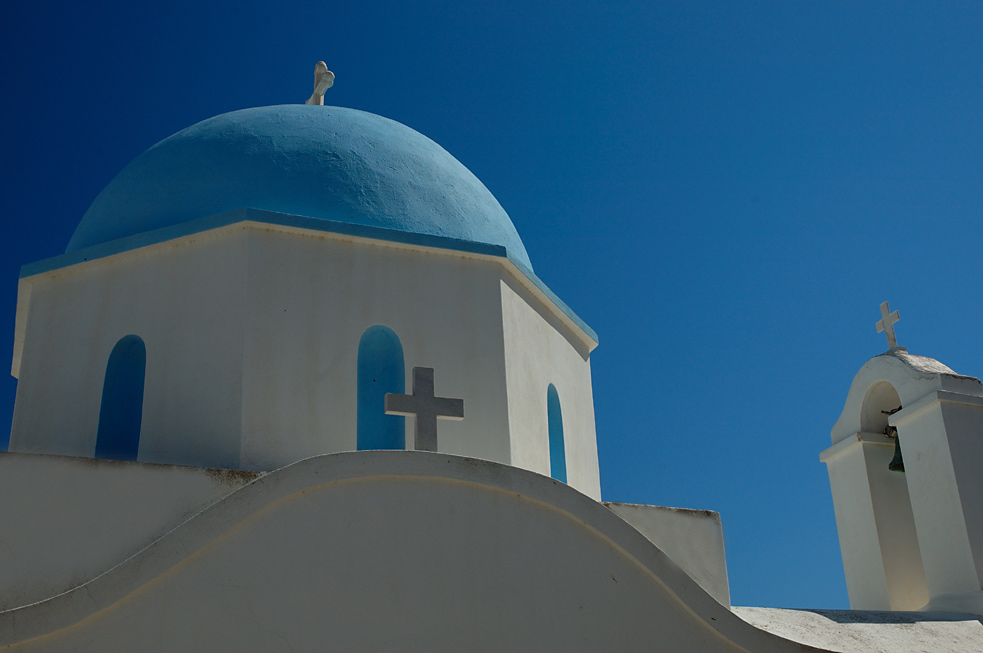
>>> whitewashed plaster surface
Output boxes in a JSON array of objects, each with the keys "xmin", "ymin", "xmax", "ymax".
[
  {"xmin": 735, "ymin": 607, "xmax": 983, "ymax": 653},
  {"xmin": 0, "ymin": 451, "xmax": 258, "ymax": 611},
  {"xmin": 823, "ymin": 433, "xmax": 926, "ymax": 611},
  {"xmin": 10, "ymin": 228, "xmax": 251, "ymax": 467},
  {"xmin": 237, "ymin": 227, "xmax": 513, "ymax": 469},
  {"xmin": 501, "ymin": 279, "xmax": 600, "ymax": 497},
  {"xmin": 9, "ymin": 222, "xmax": 600, "ymax": 497},
  {"xmin": 823, "ymin": 350, "xmax": 983, "ymax": 614},
  {"xmin": 606, "ymin": 501, "xmax": 730, "ymax": 607},
  {"xmin": 0, "ymin": 452, "xmax": 824, "ymax": 652}
]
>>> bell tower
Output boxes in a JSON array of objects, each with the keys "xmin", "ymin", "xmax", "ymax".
[{"xmin": 822, "ymin": 305, "xmax": 983, "ymax": 614}]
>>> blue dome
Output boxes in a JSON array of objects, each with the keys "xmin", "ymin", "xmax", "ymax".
[{"xmin": 68, "ymin": 105, "xmax": 532, "ymax": 268}]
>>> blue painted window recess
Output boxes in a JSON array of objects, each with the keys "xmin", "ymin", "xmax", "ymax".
[
  {"xmin": 95, "ymin": 335, "xmax": 147, "ymax": 461},
  {"xmin": 547, "ymin": 384, "xmax": 567, "ymax": 483},
  {"xmin": 357, "ymin": 325, "xmax": 406, "ymax": 450}
]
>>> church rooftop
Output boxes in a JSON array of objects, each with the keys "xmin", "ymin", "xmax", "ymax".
[{"xmin": 68, "ymin": 105, "xmax": 533, "ymax": 270}]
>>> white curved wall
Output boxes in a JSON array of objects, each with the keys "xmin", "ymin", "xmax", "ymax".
[
  {"xmin": 0, "ymin": 452, "xmax": 809, "ymax": 653},
  {"xmin": 0, "ymin": 451, "xmax": 259, "ymax": 611}
]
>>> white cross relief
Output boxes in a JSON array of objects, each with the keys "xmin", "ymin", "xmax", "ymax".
[
  {"xmin": 876, "ymin": 301, "xmax": 901, "ymax": 349},
  {"xmin": 305, "ymin": 61, "xmax": 335, "ymax": 105},
  {"xmin": 385, "ymin": 367, "xmax": 464, "ymax": 452}
]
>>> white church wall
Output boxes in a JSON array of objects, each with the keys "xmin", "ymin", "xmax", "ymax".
[
  {"xmin": 10, "ymin": 221, "xmax": 599, "ymax": 492},
  {"xmin": 605, "ymin": 502, "xmax": 731, "ymax": 607},
  {"xmin": 238, "ymin": 228, "xmax": 512, "ymax": 469},
  {"xmin": 0, "ymin": 451, "xmax": 259, "ymax": 611},
  {"xmin": 0, "ymin": 452, "xmax": 809, "ymax": 653},
  {"xmin": 10, "ymin": 229, "xmax": 250, "ymax": 468},
  {"xmin": 500, "ymin": 279, "xmax": 601, "ymax": 499}
]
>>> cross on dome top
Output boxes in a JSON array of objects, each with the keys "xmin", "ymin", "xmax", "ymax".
[
  {"xmin": 875, "ymin": 301, "xmax": 901, "ymax": 350},
  {"xmin": 305, "ymin": 61, "xmax": 335, "ymax": 105}
]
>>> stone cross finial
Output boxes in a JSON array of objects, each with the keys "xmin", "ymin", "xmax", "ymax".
[
  {"xmin": 385, "ymin": 367, "xmax": 464, "ymax": 452},
  {"xmin": 875, "ymin": 301, "xmax": 901, "ymax": 349},
  {"xmin": 305, "ymin": 61, "xmax": 335, "ymax": 105}
]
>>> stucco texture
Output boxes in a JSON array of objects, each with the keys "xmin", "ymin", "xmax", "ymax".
[
  {"xmin": 0, "ymin": 452, "xmax": 825, "ymax": 652},
  {"xmin": 11, "ymin": 222, "xmax": 598, "ymax": 494},
  {"xmin": 0, "ymin": 452, "xmax": 258, "ymax": 611},
  {"xmin": 824, "ymin": 351, "xmax": 983, "ymax": 614},
  {"xmin": 67, "ymin": 105, "xmax": 532, "ymax": 269}
]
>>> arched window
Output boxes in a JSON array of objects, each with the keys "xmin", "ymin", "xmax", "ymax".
[
  {"xmin": 547, "ymin": 384, "xmax": 566, "ymax": 482},
  {"xmin": 95, "ymin": 335, "xmax": 146, "ymax": 461},
  {"xmin": 357, "ymin": 325, "xmax": 405, "ymax": 450}
]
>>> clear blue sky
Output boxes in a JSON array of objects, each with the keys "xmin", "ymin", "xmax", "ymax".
[{"xmin": 3, "ymin": 1, "xmax": 983, "ymax": 610}]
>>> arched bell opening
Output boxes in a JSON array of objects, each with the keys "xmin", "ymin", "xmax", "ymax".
[
  {"xmin": 861, "ymin": 381, "xmax": 905, "ymax": 471},
  {"xmin": 860, "ymin": 381, "xmax": 901, "ymax": 436}
]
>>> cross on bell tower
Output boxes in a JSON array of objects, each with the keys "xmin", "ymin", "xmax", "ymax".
[
  {"xmin": 385, "ymin": 367, "xmax": 464, "ymax": 452},
  {"xmin": 875, "ymin": 301, "xmax": 901, "ymax": 350}
]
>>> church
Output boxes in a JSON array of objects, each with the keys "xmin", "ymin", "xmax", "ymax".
[{"xmin": 1, "ymin": 65, "xmax": 982, "ymax": 651}]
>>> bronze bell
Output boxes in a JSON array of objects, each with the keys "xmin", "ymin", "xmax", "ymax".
[
  {"xmin": 882, "ymin": 408, "xmax": 905, "ymax": 473},
  {"xmin": 888, "ymin": 434, "xmax": 905, "ymax": 473}
]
